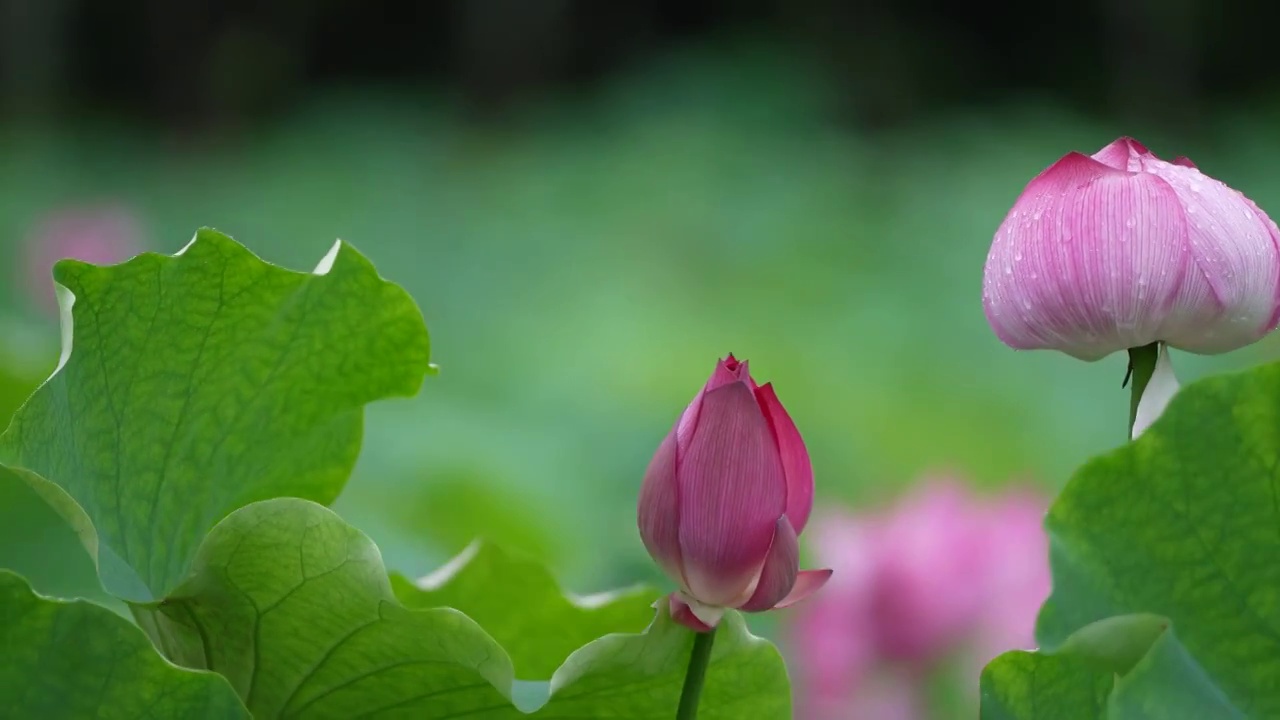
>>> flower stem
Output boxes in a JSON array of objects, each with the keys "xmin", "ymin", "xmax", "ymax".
[
  {"xmin": 1127, "ymin": 342, "xmax": 1160, "ymax": 439},
  {"xmin": 675, "ymin": 627, "xmax": 717, "ymax": 720}
]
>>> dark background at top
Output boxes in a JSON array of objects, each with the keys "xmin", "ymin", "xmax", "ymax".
[{"xmin": 4, "ymin": 0, "xmax": 1276, "ymax": 131}]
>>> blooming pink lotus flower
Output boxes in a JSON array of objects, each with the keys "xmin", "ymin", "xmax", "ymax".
[
  {"xmin": 983, "ymin": 136, "xmax": 1280, "ymax": 362},
  {"xmin": 788, "ymin": 477, "xmax": 1050, "ymax": 718},
  {"xmin": 638, "ymin": 354, "xmax": 832, "ymax": 631},
  {"xmin": 20, "ymin": 204, "xmax": 145, "ymax": 313}
]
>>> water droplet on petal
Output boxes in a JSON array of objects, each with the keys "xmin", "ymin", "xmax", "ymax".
[{"xmin": 1125, "ymin": 217, "xmax": 1136, "ymax": 228}]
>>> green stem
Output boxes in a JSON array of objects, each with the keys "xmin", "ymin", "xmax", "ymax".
[
  {"xmin": 1127, "ymin": 342, "xmax": 1160, "ymax": 439},
  {"xmin": 675, "ymin": 626, "xmax": 717, "ymax": 720}
]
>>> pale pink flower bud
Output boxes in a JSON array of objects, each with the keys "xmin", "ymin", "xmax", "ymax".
[
  {"xmin": 983, "ymin": 137, "xmax": 1280, "ymax": 361},
  {"xmin": 637, "ymin": 354, "xmax": 832, "ymax": 631}
]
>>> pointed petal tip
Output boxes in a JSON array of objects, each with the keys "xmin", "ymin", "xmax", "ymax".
[
  {"xmin": 707, "ymin": 354, "xmax": 752, "ymax": 391},
  {"xmin": 1117, "ymin": 136, "xmax": 1151, "ymax": 155},
  {"xmin": 719, "ymin": 353, "xmax": 757, "ymax": 384},
  {"xmin": 1021, "ymin": 151, "xmax": 1121, "ymax": 199},
  {"xmin": 773, "ymin": 568, "xmax": 833, "ymax": 609},
  {"xmin": 1092, "ymin": 136, "xmax": 1152, "ymax": 169}
]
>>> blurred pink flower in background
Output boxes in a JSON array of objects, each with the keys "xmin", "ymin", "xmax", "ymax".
[
  {"xmin": 787, "ymin": 476, "xmax": 1051, "ymax": 720},
  {"xmin": 966, "ymin": 488, "xmax": 1054, "ymax": 670},
  {"xmin": 803, "ymin": 671, "xmax": 922, "ymax": 720},
  {"xmin": 18, "ymin": 203, "xmax": 146, "ymax": 313}
]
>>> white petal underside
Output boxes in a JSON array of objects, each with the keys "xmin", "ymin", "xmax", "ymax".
[{"xmin": 1132, "ymin": 344, "xmax": 1180, "ymax": 439}]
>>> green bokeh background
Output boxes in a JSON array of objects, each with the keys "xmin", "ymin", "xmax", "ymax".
[{"xmin": 3, "ymin": 39, "xmax": 1280, "ymax": 718}]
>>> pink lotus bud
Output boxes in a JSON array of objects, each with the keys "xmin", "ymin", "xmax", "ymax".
[
  {"xmin": 638, "ymin": 354, "xmax": 832, "ymax": 631},
  {"xmin": 983, "ymin": 137, "xmax": 1280, "ymax": 361},
  {"xmin": 20, "ymin": 204, "xmax": 145, "ymax": 313}
]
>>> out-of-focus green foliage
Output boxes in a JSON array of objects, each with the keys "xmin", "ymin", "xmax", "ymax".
[{"xmin": 2, "ymin": 41, "xmax": 1278, "ymax": 629}]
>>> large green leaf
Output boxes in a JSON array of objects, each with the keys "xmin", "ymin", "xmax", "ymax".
[
  {"xmin": 980, "ymin": 615, "xmax": 1241, "ymax": 719},
  {"xmin": 0, "ymin": 569, "xmax": 248, "ymax": 719},
  {"xmin": 0, "ymin": 464, "xmax": 107, "ymax": 604},
  {"xmin": 530, "ymin": 601, "xmax": 791, "ymax": 719},
  {"xmin": 981, "ymin": 361, "xmax": 1280, "ymax": 716},
  {"xmin": 140, "ymin": 497, "xmax": 791, "ymax": 719},
  {"xmin": 0, "ymin": 229, "xmax": 432, "ymax": 602},
  {"xmin": 0, "ymin": 356, "xmax": 98, "ymax": 600},
  {"xmin": 136, "ymin": 498, "xmax": 516, "ymax": 719},
  {"xmin": 981, "ymin": 648, "xmax": 1110, "ymax": 720},
  {"xmin": 391, "ymin": 542, "xmax": 658, "ymax": 679}
]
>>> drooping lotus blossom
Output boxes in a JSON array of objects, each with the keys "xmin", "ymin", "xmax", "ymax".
[
  {"xmin": 637, "ymin": 354, "xmax": 832, "ymax": 631},
  {"xmin": 787, "ymin": 477, "xmax": 1050, "ymax": 719},
  {"xmin": 983, "ymin": 136, "xmax": 1280, "ymax": 361},
  {"xmin": 20, "ymin": 203, "xmax": 145, "ymax": 313}
]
